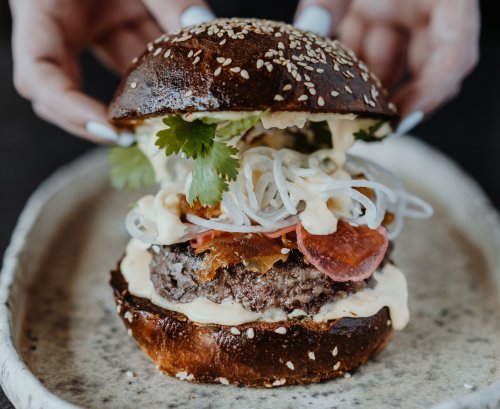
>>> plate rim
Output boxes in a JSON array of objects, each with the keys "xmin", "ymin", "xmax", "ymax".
[{"xmin": 0, "ymin": 139, "xmax": 499, "ymax": 409}]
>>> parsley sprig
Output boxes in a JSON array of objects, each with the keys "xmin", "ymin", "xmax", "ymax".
[
  {"xmin": 156, "ymin": 115, "xmax": 253, "ymax": 206},
  {"xmin": 353, "ymin": 120, "xmax": 388, "ymax": 142}
]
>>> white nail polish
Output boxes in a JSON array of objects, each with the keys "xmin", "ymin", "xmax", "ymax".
[
  {"xmin": 180, "ymin": 6, "xmax": 216, "ymax": 28},
  {"xmin": 85, "ymin": 121, "xmax": 118, "ymax": 142},
  {"xmin": 396, "ymin": 111, "xmax": 424, "ymax": 135},
  {"xmin": 294, "ymin": 6, "xmax": 332, "ymax": 37},
  {"xmin": 117, "ymin": 133, "xmax": 136, "ymax": 147}
]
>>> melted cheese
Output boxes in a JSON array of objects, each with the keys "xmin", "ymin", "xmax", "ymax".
[{"xmin": 121, "ymin": 239, "xmax": 409, "ymax": 329}]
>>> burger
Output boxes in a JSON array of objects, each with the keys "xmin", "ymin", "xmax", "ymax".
[{"xmin": 108, "ymin": 18, "xmax": 432, "ymax": 387}]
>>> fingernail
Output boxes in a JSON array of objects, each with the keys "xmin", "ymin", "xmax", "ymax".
[
  {"xmin": 117, "ymin": 132, "xmax": 136, "ymax": 147},
  {"xmin": 180, "ymin": 6, "xmax": 216, "ymax": 28},
  {"xmin": 396, "ymin": 111, "xmax": 424, "ymax": 135},
  {"xmin": 294, "ymin": 6, "xmax": 332, "ymax": 37},
  {"xmin": 85, "ymin": 121, "xmax": 118, "ymax": 142}
]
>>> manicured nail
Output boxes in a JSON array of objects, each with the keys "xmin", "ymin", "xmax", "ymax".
[
  {"xmin": 396, "ymin": 111, "xmax": 424, "ymax": 135},
  {"xmin": 294, "ymin": 6, "xmax": 332, "ymax": 37},
  {"xmin": 117, "ymin": 132, "xmax": 136, "ymax": 147},
  {"xmin": 85, "ymin": 121, "xmax": 118, "ymax": 142},
  {"xmin": 180, "ymin": 6, "xmax": 216, "ymax": 28}
]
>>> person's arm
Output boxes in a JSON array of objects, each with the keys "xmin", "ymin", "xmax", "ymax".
[
  {"xmin": 10, "ymin": 0, "xmax": 215, "ymax": 143},
  {"xmin": 294, "ymin": 0, "xmax": 480, "ymax": 126}
]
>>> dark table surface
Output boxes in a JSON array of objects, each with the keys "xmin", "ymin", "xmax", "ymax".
[{"xmin": 1, "ymin": 1, "xmax": 499, "ymax": 407}]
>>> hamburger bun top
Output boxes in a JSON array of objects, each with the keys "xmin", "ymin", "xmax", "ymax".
[{"xmin": 108, "ymin": 18, "xmax": 397, "ymax": 124}]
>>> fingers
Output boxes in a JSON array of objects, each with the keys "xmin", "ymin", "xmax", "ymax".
[
  {"xmin": 394, "ymin": 0, "xmax": 480, "ymax": 117},
  {"xmin": 11, "ymin": 4, "xmax": 114, "ymax": 142},
  {"xmin": 141, "ymin": 0, "xmax": 215, "ymax": 32},
  {"xmin": 361, "ymin": 24, "xmax": 407, "ymax": 90},
  {"xmin": 294, "ymin": 0, "xmax": 352, "ymax": 36}
]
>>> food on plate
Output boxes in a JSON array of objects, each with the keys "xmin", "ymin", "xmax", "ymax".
[{"xmin": 108, "ymin": 18, "xmax": 432, "ymax": 387}]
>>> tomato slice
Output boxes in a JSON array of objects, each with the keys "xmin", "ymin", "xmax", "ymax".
[{"xmin": 296, "ymin": 220, "xmax": 388, "ymax": 282}]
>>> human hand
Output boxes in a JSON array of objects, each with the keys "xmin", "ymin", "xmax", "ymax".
[
  {"xmin": 10, "ymin": 0, "xmax": 215, "ymax": 143},
  {"xmin": 294, "ymin": 0, "xmax": 480, "ymax": 127}
]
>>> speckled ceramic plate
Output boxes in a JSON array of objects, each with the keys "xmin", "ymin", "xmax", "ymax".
[{"xmin": 1, "ymin": 137, "xmax": 499, "ymax": 409}]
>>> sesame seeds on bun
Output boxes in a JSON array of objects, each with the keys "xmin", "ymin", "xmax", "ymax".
[{"xmin": 108, "ymin": 18, "xmax": 397, "ymax": 124}]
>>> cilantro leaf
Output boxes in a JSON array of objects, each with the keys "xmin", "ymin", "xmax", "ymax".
[
  {"xmin": 188, "ymin": 156, "xmax": 228, "ymax": 205},
  {"xmin": 155, "ymin": 115, "xmax": 216, "ymax": 158},
  {"xmin": 354, "ymin": 121, "xmax": 388, "ymax": 142},
  {"xmin": 215, "ymin": 115, "xmax": 261, "ymax": 140},
  {"xmin": 109, "ymin": 145, "xmax": 155, "ymax": 191},
  {"xmin": 210, "ymin": 141, "xmax": 239, "ymax": 181}
]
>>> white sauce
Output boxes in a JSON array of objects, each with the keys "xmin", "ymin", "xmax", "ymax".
[{"xmin": 121, "ymin": 239, "xmax": 409, "ymax": 330}]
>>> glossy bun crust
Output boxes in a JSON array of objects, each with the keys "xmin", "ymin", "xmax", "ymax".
[
  {"xmin": 109, "ymin": 18, "xmax": 397, "ymax": 124},
  {"xmin": 111, "ymin": 267, "xmax": 393, "ymax": 387}
]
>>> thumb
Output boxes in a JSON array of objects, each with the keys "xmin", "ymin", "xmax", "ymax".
[
  {"xmin": 294, "ymin": 0, "xmax": 352, "ymax": 37},
  {"xmin": 142, "ymin": 0, "xmax": 215, "ymax": 32}
]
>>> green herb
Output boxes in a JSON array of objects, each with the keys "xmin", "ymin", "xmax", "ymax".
[
  {"xmin": 109, "ymin": 145, "xmax": 155, "ymax": 191},
  {"xmin": 156, "ymin": 115, "xmax": 257, "ymax": 206},
  {"xmin": 156, "ymin": 116, "xmax": 216, "ymax": 158},
  {"xmin": 215, "ymin": 115, "xmax": 261, "ymax": 140},
  {"xmin": 353, "ymin": 121, "xmax": 388, "ymax": 142}
]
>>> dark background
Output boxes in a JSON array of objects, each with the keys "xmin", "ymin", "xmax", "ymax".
[{"xmin": 1, "ymin": 1, "xmax": 499, "ymax": 407}]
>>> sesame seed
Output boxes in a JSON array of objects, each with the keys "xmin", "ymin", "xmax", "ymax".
[
  {"xmin": 387, "ymin": 320, "xmax": 392, "ymax": 326},
  {"xmin": 298, "ymin": 95, "xmax": 308, "ymax": 101},
  {"xmin": 246, "ymin": 328, "xmax": 255, "ymax": 339},
  {"xmin": 240, "ymin": 69, "xmax": 249, "ymax": 79},
  {"xmin": 116, "ymin": 305, "xmax": 121, "ymax": 314},
  {"xmin": 333, "ymin": 64, "xmax": 340, "ymax": 71},
  {"xmin": 193, "ymin": 56, "xmax": 200, "ymax": 64},
  {"xmin": 147, "ymin": 42, "xmax": 153, "ymax": 51},
  {"xmin": 332, "ymin": 346, "xmax": 338, "ymax": 356},
  {"xmin": 223, "ymin": 58, "xmax": 232, "ymax": 66},
  {"xmin": 214, "ymin": 67, "xmax": 222, "ymax": 76},
  {"xmin": 219, "ymin": 377, "xmax": 229, "ymax": 385},
  {"xmin": 131, "ymin": 57, "xmax": 138, "ymax": 64},
  {"xmin": 286, "ymin": 361, "xmax": 295, "ymax": 370},
  {"xmin": 308, "ymin": 88, "xmax": 316, "ymax": 95},
  {"xmin": 257, "ymin": 59, "xmax": 264, "ymax": 69},
  {"xmin": 361, "ymin": 72, "xmax": 370, "ymax": 82},
  {"xmin": 344, "ymin": 373, "xmax": 351, "ymax": 378},
  {"xmin": 282, "ymin": 84, "xmax": 292, "ymax": 91},
  {"xmin": 388, "ymin": 102, "xmax": 397, "ymax": 112},
  {"xmin": 278, "ymin": 42, "xmax": 285, "ymax": 49},
  {"xmin": 164, "ymin": 49, "xmax": 171, "ymax": 58},
  {"xmin": 345, "ymin": 85, "xmax": 353, "ymax": 94},
  {"xmin": 316, "ymin": 68, "xmax": 324, "ymax": 73},
  {"xmin": 194, "ymin": 50, "xmax": 202, "ymax": 57},
  {"xmin": 230, "ymin": 327, "xmax": 241, "ymax": 335},
  {"xmin": 188, "ymin": 50, "xmax": 194, "ymax": 57},
  {"xmin": 318, "ymin": 96, "xmax": 325, "ymax": 106},
  {"xmin": 130, "ymin": 82, "xmax": 137, "ymax": 89},
  {"xmin": 281, "ymin": 247, "xmax": 290, "ymax": 254},
  {"xmin": 333, "ymin": 361, "xmax": 341, "ymax": 370},
  {"xmin": 275, "ymin": 32, "xmax": 282, "ymax": 37},
  {"xmin": 304, "ymin": 82, "xmax": 314, "ymax": 88},
  {"xmin": 219, "ymin": 39, "xmax": 227, "ymax": 45},
  {"xmin": 184, "ymin": 90, "xmax": 193, "ymax": 97},
  {"xmin": 265, "ymin": 63, "xmax": 273, "ymax": 72},
  {"xmin": 217, "ymin": 57, "xmax": 225, "ymax": 64},
  {"xmin": 308, "ymin": 352, "xmax": 316, "ymax": 360},
  {"xmin": 124, "ymin": 311, "xmax": 133, "ymax": 323},
  {"xmin": 265, "ymin": 51, "xmax": 273, "ymax": 58},
  {"xmin": 274, "ymin": 94, "xmax": 284, "ymax": 101},
  {"xmin": 331, "ymin": 91, "xmax": 339, "ymax": 97},
  {"xmin": 230, "ymin": 67, "xmax": 241, "ymax": 73},
  {"xmin": 274, "ymin": 326, "xmax": 287, "ymax": 334}
]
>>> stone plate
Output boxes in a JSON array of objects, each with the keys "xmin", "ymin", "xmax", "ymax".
[{"xmin": 1, "ymin": 137, "xmax": 499, "ymax": 409}]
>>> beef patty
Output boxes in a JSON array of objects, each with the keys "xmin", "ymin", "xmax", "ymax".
[{"xmin": 149, "ymin": 242, "xmax": 385, "ymax": 314}]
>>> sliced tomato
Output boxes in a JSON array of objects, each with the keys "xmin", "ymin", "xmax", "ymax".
[{"xmin": 296, "ymin": 221, "xmax": 388, "ymax": 282}]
